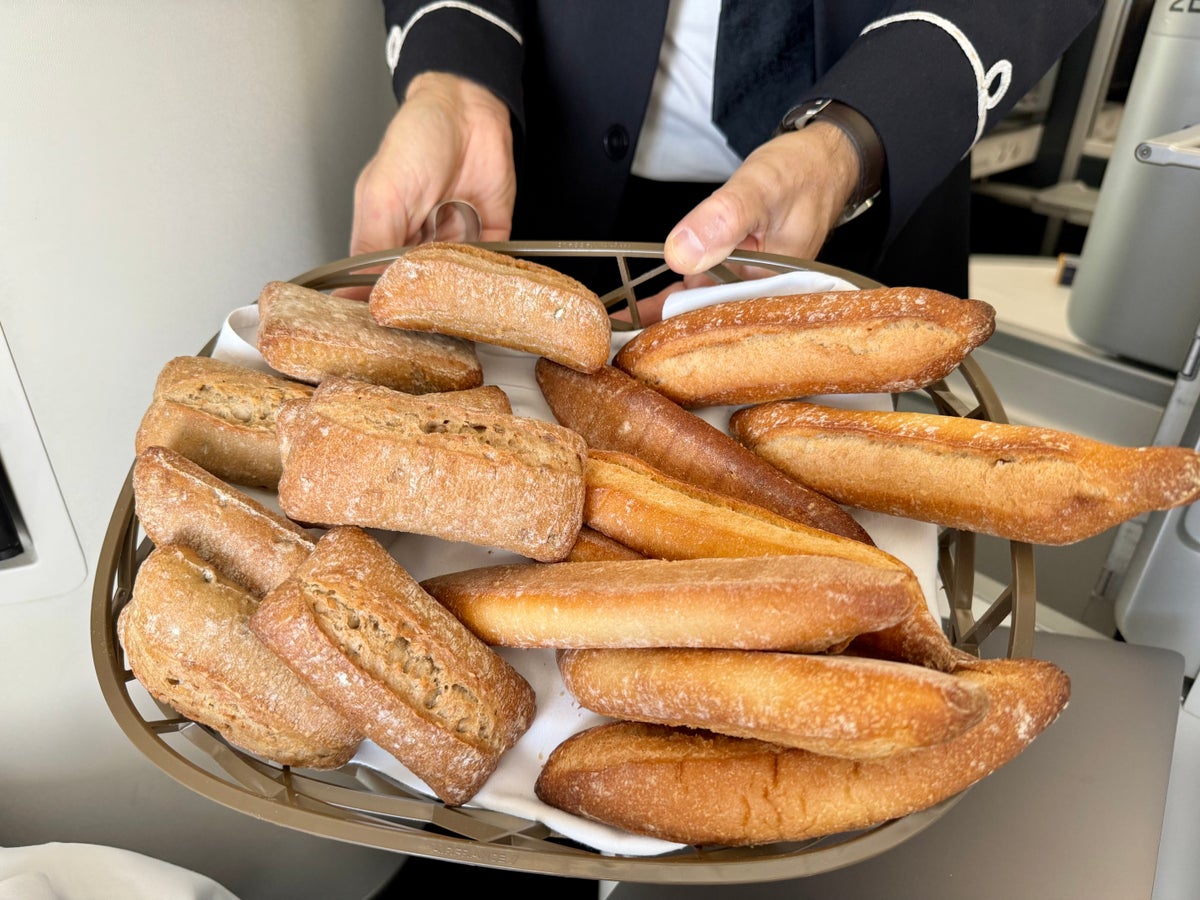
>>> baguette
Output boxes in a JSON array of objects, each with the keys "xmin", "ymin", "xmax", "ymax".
[
  {"xmin": 134, "ymin": 355, "xmax": 313, "ymax": 489},
  {"xmin": 369, "ymin": 242, "xmax": 611, "ymax": 373},
  {"xmin": 249, "ymin": 526, "xmax": 537, "ymax": 806},
  {"xmin": 118, "ymin": 543, "xmax": 361, "ymax": 769},
  {"xmin": 535, "ymin": 656, "xmax": 1069, "ymax": 846},
  {"xmin": 133, "ymin": 445, "xmax": 315, "ymax": 597},
  {"xmin": 613, "ymin": 288, "xmax": 995, "ymax": 407},
  {"xmin": 565, "ymin": 525, "xmax": 646, "ymax": 562},
  {"xmin": 275, "ymin": 377, "xmax": 587, "ymax": 562},
  {"xmin": 419, "ymin": 555, "xmax": 915, "ymax": 652},
  {"xmin": 256, "ymin": 280, "xmax": 483, "ymax": 393},
  {"xmin": 534, "ymin": 359, "xmax": 871, "ymax": 544},
  {"xmin": 557, "ymin": 647, "xmax": 990, "ymax": 758},
  {"xmin": 731, "ymin": 400, "xmax": 1200, "ymax": 545}
]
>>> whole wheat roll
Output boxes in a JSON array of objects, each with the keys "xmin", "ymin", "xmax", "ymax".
[{"xmin": 535, "ymin": 656, "xmax": 1070, "ymax": 846}]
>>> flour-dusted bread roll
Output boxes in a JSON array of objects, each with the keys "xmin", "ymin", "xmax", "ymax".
[
  {"xmin": 731, "ymin": 400, "xmax": 1200, "ymax": 546},
  {"xmin": 613, "ymin": 288, "xmax": 996, "ymax": 407},
  {"xmin": 369, "ymin": 242, "xmax": 612, "ymax": 373},
  {"xmin": 134, "ymin": 355, "xmax": 313, "ymax": 489},
  {"xmin": 535, "ymin": 656, "xmax": 1070, "ymax": 846},
  {"xmin": 256, "ymin": 280, "xmax": 483, "ymax": 393},
  {"xmin": 249, "ymin": 526, "xmax": 537, "ymax": 806},
  {"xmin": 118, "ymin": 543, "xmax": 361, "ymax": 769},
  {"xmin": 133, "ymin": 445, "xmax": 315, "ymax": 597},
  {"xmin": 275, "ymin": 377, "xmax": 587, "ymax": 562},
  {"xmin": 557, "ymin": 647, "xmax": 990, "ymax": 758}
]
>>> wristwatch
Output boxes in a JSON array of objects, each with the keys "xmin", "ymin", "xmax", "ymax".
[{"xmin": 775, "ymin": 98, "xmax": 884, "ymax": 226}]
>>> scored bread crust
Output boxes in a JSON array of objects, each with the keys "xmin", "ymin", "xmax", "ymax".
[
  {"xmin": 613, "ymin": 288, "xmax": 996, "ymax": 407},
  {"xmin": 248, "ymin": 527, "xmax": 537, "ymax": 806},
  {"xmin": 731, "ymin": 400, "xmax": 1200, "ymax": 546},
  {"xmin": 557, "ymin": 647, "xmax": 990, "ymax": 758},
  {"xmin": 117, "ymin": 543, "xmax": 362, "ymax": 769},
  {"xmin": 256, "ymin": 280, "xmax": 483, "ymax": 393},
  {"xmin": 368, "ymin": 242, "xmax": 612, "ymax": 373},
  {"xmin": 535, "ymin": 656, "xmax": 1070, "ymax": 846}
]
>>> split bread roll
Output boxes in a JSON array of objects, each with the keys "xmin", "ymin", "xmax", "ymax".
[
  {"xmin": 133, "ymin": 445, "xmax": 315, "ymax": 597},
  {"xmin": 134, "ymin": 355, "xmax": 313, "ymax": 489},
  {"xmin": 557, "ymin": 648, "xmax": 990, "ymax": 758},
  {"xmin": 535, "ymin": 359, "xmax": 872, "ymax": 544},
  {"xmin": 369, "ymin": 242, "xmax": 612, "ymax": 373},
  {"xmin": 613, "ymin": 287, "xmax": 995, "ymax": 407},
  {"xmin": 535, "ymin": 655, "xmax": 1070, "ymax": 846},
  {"xmin": 731, "ymin": 400, "xmax": 1200, "ymax": 546},
  {"xmin": 275, "ymin": 377, "xmax": 587, "ymax": 562},
  {"xmin": 249, "ymin": 526, "xmax": 537, "ymax": 806},
  {"xmin": 256, "ymin": 280, "xmax": 483, "ymax": 393},
  {"xmin": 419, "ymin": 555, "xmax": 916, "ymax": 652},
  {"xmin": 118, "ymin": 543, "xmax": 362, "ymax": 769}
]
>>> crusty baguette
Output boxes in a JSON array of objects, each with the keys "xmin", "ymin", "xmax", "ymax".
[
  {"xmin": 565, "ymin": 525, "xmax": 646, "ymax": 562},
  {"xmin": 256, "ymin": 280, "xmax": 483, "ymax": 393},
  {"xmin": 369, "ymin": 242, "xmax": 612, "ymax": 373},
  {"xmin": 133, "ymin": 445, "xmax": 315, "ymax": 597},
  {"xmin": 613, "ymin": 288, "xmax": 995, "ymax": 407},
  {"xmin": 134, "ymin": 355, "xmax": 313, "ymax": 489},
  {"xmin": 535, "ymin": 655, "xmax": 1069, "ymax": 846},
  {"xmin": 419, "ymin": 555, "xmax": 914, "ymax": 652},
  {"xmin": 249, "ymin": 526, "xmax": 537, "ymax": 806},
  {"xmin": 118, "ymin": 543, "xmax": 361, "ymax": 769},
  {"xmin": 557, "ymin": 647, "xmax": 989, "ymax": 758},
  {"xmin": 534, "ymin": 359, "xmax": 871, "ymax": 544},
  {"xmin": 731, "ymin": 400, "xmax": 1200, "ymax": 545},
  {"xmin": 275, "ymin": 377, "xmax": 587, "ymax": 562}
]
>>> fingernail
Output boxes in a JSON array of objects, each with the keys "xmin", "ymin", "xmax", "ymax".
[{"xmin": 667, "ymin": 226, "xmax": 705, "ymax": 270}]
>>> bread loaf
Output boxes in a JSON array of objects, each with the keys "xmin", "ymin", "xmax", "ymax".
[
  {"xmin": 256, "ymin": 280, "xmax": 483, "ymax": 393},
  {"xmin": 419, "ymin": 555, "xmax": 915, "ymax": 652},
  {"xmin": 369, "ymin": 242, "xmax": 612, "ymax": 373},
  {"xmin": 117, "ymin": 543, "xmax": 361, "ymax": 769},
  {"xmin": 134, "ymin": 355, "xmax": 313, "ymax": 489},
  {"xmin": 275, "ymin": 377, "xmax": 587, "ymax": 562},
  {"xmin": 535, "ymin": 656, "xmax": 1069, "ymax": 846},
  {"xmin": 613, "ymin": 288, "xmax": 995, "ymax": 407},
  {"xmin": 534, "ymin": 359, "xmax": 872, "ymax": 544},
  {"xmin": 249, "ymin": 526, "xmax": 537, "ymax": 806},
  {"xmin": 557, "ymin": 647, "xmax": 989, "ymax": 758},
  {"xmin": 731, "ymin": 400, "xmax": 1200, "ymax": 545},
  {"xmin": 565, "ymin": 525, "xmax": 646, "ymax": 562},
  {"xmin": 304, "ymin": 374, "xmax": 513, "ymax": 414},
  {"xmin": 133, "ymin": 445, "xmax": 315, "ymax": 597}
]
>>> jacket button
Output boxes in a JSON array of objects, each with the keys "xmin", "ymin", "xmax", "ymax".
[{"xmin": 602, "ymin": 124, "xmax": 630, "ymax": 160}]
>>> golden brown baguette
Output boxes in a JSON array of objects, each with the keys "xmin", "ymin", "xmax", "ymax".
[
  {"xmin": 249, "ymin": 527, "xmax": 537, "ymax": 806},
  {"xmin": 535, "ymin": 655, "xmax": 1069, "ymax": 846},
  {"xmin": 731, "ymin": 400, "xmax": 1200, "ymax": 545},
  {"xmin": 613, "ymin": 288, "xmax": 995, "ymax": 407},
  {"xmin": 275, "ymin": 377, "xmax": 587, "ymax": 562},
  {"xmin": 557, "ymin": 647, "xmax": 990, "ymax": 758},
  {"xmin": 118, "ymin": 543, "xmax": 361, "ymax": 769},
  {"xmin": 565, "ymin": 525, "xmax": 646, "ymax": 562},
  {"xmin": 133, "ymin": 445, "xmax": 315, "ymax": 597},
  {"xmin": 534, "ymin": 359, "xmax": 872, "ymax": 544},
  {"xmin": 419, "ymin": 555, "xmax": 915, "ymax": 652},
  {"xmin": 134, "ymin": 355, "xmax": 313, "ymax": 489},
  {"xmin": 369, "ymin": 242, "xmax": 612, "ymax": 373}
]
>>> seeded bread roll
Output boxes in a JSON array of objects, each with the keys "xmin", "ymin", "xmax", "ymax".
[
  {"xmin": 535, "ymin": 656, "xmax": 1070, "ymax": 846},
  {"xmin": 117, "ymin": 543, "xmax": 362, "ymax": 769},
  {"xmin": 369, "ymin": 242, "xmax": 612, "ymax": 373},
  {"xmin": 613, "ymin": 288, "xmax": 996, "ymax": 407},
  {"xmin": 249, "ymin": 526, "xmax": 537, "ymax": 806},
  {"xmin": 275, "ymin": 377, "xmax": 587, "ymax": 562},
  {"xmin": 256, "ymin": 280, "xmax": 483, "ymax": 393},
  {"xmin": 731, "ymin": 400, "xmax": 1200, "ymax": 546},
  {"xmin": 133, "ymin": 445, "xmax": 315, "ymax": 597},
  {"xmin": 557, "ymin": 647, "xmax": 990, "ymax": 757},
  {"xmin": 134, "ymin": 355, "xmax": 313, "ymax": 489}
]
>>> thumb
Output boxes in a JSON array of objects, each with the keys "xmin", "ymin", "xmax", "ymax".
[{"xmin": 663, "ymin": 188, "xmax": 760, "ymax": 276}]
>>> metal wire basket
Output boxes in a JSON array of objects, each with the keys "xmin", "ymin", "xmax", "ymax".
[{"xmin": 91, "ymin": 242, "xmax": 1036, "ymax": 884}]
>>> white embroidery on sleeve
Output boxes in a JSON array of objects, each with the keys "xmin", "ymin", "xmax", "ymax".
[
  {"xmin": 386, "ymin": 2, "xmax": 523, "ymax": 74},
  {"xmin": 862, "ymin": 11, "xmax": 1012, "ymax": 147}
]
